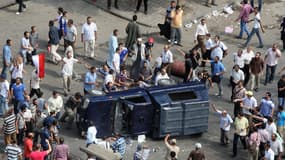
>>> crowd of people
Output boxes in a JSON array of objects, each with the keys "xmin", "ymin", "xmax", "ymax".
[{"xmin": 1, "ymin": 0, "xmax": 285, "ymax": 159}]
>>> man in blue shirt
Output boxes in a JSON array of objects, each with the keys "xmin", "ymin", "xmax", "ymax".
[
  {"xmin": 84, "ymin": 66, "xmax": 98, "ymax": 95},
  {"xmin": 2, "ymin": 39, "xmax": 12, "ymax": 78},
  {"xmin": 259, "ymin": 92, "xmax": 275, "ymax": 117},
  {"xmin": 203, "ymin": 56, "xmax": 225, "ymax": 96},
  {"xmin": 111, "ymin": 133, "xmax": 126, "ymax": 158},
  {"xmin": 11, "ymin": 77, "xmax": 27, "ymax": 114}
]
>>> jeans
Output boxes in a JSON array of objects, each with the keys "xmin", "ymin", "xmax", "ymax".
[
  {"xmin": 0, "ymin": 96, "xmax": 9, "ymax": 116},
  {"xmin": 17, "ymin": 0, "xmax": 26, "ymax": 12},
  {"xmin": 17, "ymin": 128, "xmax": 25, "ymax": 145},
  {"xmin": 170, "ymin": 27, "xmax": 182, "ymax": 44},
  {"xmin": 220, "ymin": 128, "xmax": 229, "ymax": 144},
  {"xmin": 107, "ymin": 0, "xmax": 118, "ymax": 8},
  {"xmin": 265, "ymin": 65, "xmax": 277, "ymax": 84},
  {"xmin": 216, "ymin": 78, "xmax": 223, "ymax": 95},
  {"xmin": 244, "ymin": 28, "xmax": 264, "ymax": 47},
  {"xmin": 250, "ymin": 73, "xmax": 260, "ymax": 90},
  {"xmin": 250, "ymin": 0, "xmax": 263, "ymax": 12},
  {"xmin": 278, "ymin": 97, "xmax": 285, "ymax": 108},
  {"xmin": 233, "ymin": 133, "xmax": 247, "ymax": 156},
  {"xmin": 239, "ymin": 20, "xmax": 250, "ymax": 38},
  {"xmin": 21, "ymin": 50, "xmax": 27, "ymax": 64},
  {"xmin": 1, "ymin": 64, "xmax": 10, "ymax": 79}
]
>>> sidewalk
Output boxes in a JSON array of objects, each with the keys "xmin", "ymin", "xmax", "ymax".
[{"xmin": 83, "ymin": 0, "xmax": 231, "ymax": 29}]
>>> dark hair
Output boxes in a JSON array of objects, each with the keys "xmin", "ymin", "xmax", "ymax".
[
  {"xmin": 58, "ymin": 7, "xmax": 64, "ymax": 13},
  {"xmin": 88, "ymin": 120, "xmax": 94, "ymax": 127},
  {"xmin": 113, "ymin": 29, "xmax": 118, "ymax": 35},
  {"xmin": 170, "ymin": 151, "xmax": 176, "ymax": 158},
  {"xmin": 6, "ymin": 39, "xmax": 11, "ymax": 44},
  {"xmin": 206, "ymin": 33, "xmax": 211, "ymax": 37},
  {"xmin": 31, "ymin": 26, "xmax": 36, "ymax": 30},
  {"xmin": 109, "ymin": 69, "xmax": 114, "ymax": 75},
  {"xmin": 175, "ymin": 5, "xmax": 181, "ymax": 10},
  {"xmin": 68, "ymin": 19, "xmax": 73, "ymax": 24},
  {"xmin": 268, "ymin": 116, "xmax": 273, "ymax": 123},
  {"xmin": 243, "ymin": 0, "xmax": 248, "ymax": 4},
  {"xmin": 59, "ymin": 137, "xmax": 64, "ymax": 144},
  {"xmin": 115, "ymin": 47, "xmax": 120, "ymax": 52},
  {"xmin": 266, "ymin": 92, "xmax": 271, "ymax": 97},
  {"xmin": 49, "ymin": 20, "xmax": 54, "ymax": 26},
  {"xmin": 24, "ymin": 31, "xmax": 29, "ymax": 36},
  {"xmin": 133, "ymin": 15, "xmax": 137, "ymax": 21},
  {"xmin": 87, "ymin": 16, "xmax": 92, "ymax": 21},
  {"xmin": 279, "ymin": 106, "xmax": 284, "ymax": 111},
  {"xmin": 52, "ymin": 90, "xmax": 58, "ymax": 95},
  {"xmin": 38, "ymin": 91, "xmax": 44, "ymax": 98},
  {"xmin": 90, "ymin": 66, "xmax": 96, "ymax": 71},
  {"xmin": 63, "ymin": 11, "xmax": 67, "ymax": 16}
]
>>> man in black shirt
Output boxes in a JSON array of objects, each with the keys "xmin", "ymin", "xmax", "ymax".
[
  {"xmin": 277, "ymin": 75, "xmax": 285, "ymax": 108},
  {"xmin": 60, "ymin": 92, "xmax": 82, "ymax": 129}
]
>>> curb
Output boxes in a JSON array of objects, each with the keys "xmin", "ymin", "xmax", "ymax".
[{"xmin": 81, "ymin": 0, "xmax": 153, "ymax": 28}]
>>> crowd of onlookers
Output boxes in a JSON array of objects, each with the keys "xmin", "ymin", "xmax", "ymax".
[{"xmin": 1, "ymin": 0, "xmax": 285, "ymax": 159}]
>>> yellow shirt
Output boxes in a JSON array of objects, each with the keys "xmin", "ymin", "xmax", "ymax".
[
  {"xmin": 171, "ymin": 9, "xmax": 183, "ymax": 28},
  {"xmin": 234, "ymin": 116, "xmax": 249, "ymax": 136}
]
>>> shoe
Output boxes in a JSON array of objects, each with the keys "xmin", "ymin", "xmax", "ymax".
[
  {"xmin": 254, "ymin": 88, "xmax": 259, "ymax": 92},
  {"xmin": 235, "ymin": 36, "xmax": 242, "ymax": 39},
  {"xmin": 212, "ymin": 3, "xmax": 218, "ymax": 6},
  {"xmin": 107, "ymin": 6, "xmax": 111, "ymax": 10},
  {"xmin": 115, "ymin": 6, "xmax": 119, "ymax": 9},
  {"xmin": 16, "ymin": 12, "xmax": 20, "ymax": 15},
  {"xmin": 144, "ymin": 11, "xmax": 148, "ymax": 15},
  {"xmin": 205, "ymin": 3, "xmax": 211, "ymax": 7},
  {"xmin": 168, "ymin": 39, "xmax": 171, "ymax": 43},
  {"xmin": 232, "ymin": 154, "xmax": 237, "ymax": 158},
  {"xmin": 264, "ymin": 83, "xmax": 267, "ymax": 86},
  {"xmin": 257, "ymin": 45, "xmax": 264, "ymax": 48},
  {"xmin": 64, "ymin": 93, "xmax": 68, "ymax": 97},
  {"xmin": 215, "ymin": 93, "xmax": 223, "ymax": 97},
  {"xmin": 67, "ymin": 89, "xmax": 70, "ymax": 92}
]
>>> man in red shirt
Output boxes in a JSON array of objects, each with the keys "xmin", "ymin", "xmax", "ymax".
[
  {"xmin": 24, "ymin": 132, "xmax": 34, "ymax": 160},
  {"xmin": 30, "ymin": 139, "xmax": 52, "ymax": 160}
]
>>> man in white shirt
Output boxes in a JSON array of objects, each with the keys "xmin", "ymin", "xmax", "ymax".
[
  {"xmin": 47, "ymin": 91, "xmax": 63, "ymax": 119},
  {"xmin": 234, "ymin": 91, "xmax": 257, "ymax": 115},
  {"xmin": 230, "ymin": 65, "xmax": 245, "ymax": 100},
  {"xmin": 61, "ymin": 51, "xmax": 80, "ymax": 96},
  {"xmin": 161, "ymin": 45, "xmax": 173, "ymax": 76},
  {"xmin": 0, "ymin": 74, "xmax": 10, "ymax": 116},
  {"xmin": 20, "ymin": 31, "xmax": 33, "ymax": 64},
  {"xmin": 264, "ymin": 43, "xmax": 281, "ymax": 85},
  {"xmin": 64, "ymin": 19, "xmax": 77, "ymax": 51},
  {"xmin": 210, "ymin": 35, "xmax": 228, "ymax": 60},
  {"xmin": 201, "ymin": 33, "xmax": 213, "ymax": 67},
  {"xmin": 233, "ymin": 49, "xmax": 246, "ymax": 70},
  {"xmin": 112, "ymin": 48, "xmax": 121, "ymax": 74},
  {"xmin": 264, "ymin": 142, "xmax": 275, "ymax": 160},
  {"xmin": 266, "ymin": 117, "xmax": 277, "ymax": 137},
  {"xmin": 244, "ymin": 7, "xmax": 264, "ymax": 48},
  {"xmin": 86, "ymin": 121, "xmax": 97, "ymax": 147},
  {"xmin": 212, "ymin": 104, "xmax": 233, "ymax": 145},
  {"xmin": 155, "ymin": 68, "xmax": 170, "ymax": 86},
  {"xmin": 81, "ymin": 16, "xmax": 97, "ymax": 58},
  {"xmin": 243, "ymin": 46, "xmax": 255, "ymax": 86},
  {"xmin": 269, "ymin": 133, "xmax": 283, "ymax": 160},
  {"xmin": 29, "ymin": 69, "xmax": 41, "ymax": 98},
  {"xmin": 194, "ymin": 19, "xmax": 208, "ymax": 55}
]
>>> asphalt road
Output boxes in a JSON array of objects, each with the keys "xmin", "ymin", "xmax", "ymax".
[{"xmin": 0, "ymin": 0, "xmax": 285, "ymax": 159}]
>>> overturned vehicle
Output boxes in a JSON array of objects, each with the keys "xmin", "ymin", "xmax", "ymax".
[{"xmin": 76, "ymin": 82, "xmax": 209, "ymax": 138}]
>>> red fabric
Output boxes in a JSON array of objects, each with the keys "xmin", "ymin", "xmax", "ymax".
[
  {"xmin": 38, "ymin": 53, "xmax": 45, "ymax": 78},
  {"xmin": 24, "ymin": 138, "xmax": 33, "ymax": 158},
  {"xmin": 30, "ymin": 151, "xmax": 47, "ymax": 160}
]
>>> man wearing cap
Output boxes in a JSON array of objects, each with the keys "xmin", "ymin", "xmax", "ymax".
[
  {"xmin": 211, "ymin": 104, "xmax": 233, "ymax": 145},
  {"xmin": 187, "ymin": 143, "xmax": 205, "ymax": 160},
  {"xmin": 0, "ymin": 74, "xmax": 10, "ymax": 116},
  {"xmin": 232, "ymin": 112, "xmax": 249, "ymax": 157},
  {"xmin": 164, "ymin": 134, "xmax": 180, "ymax": 160},
  {"xmin": 234, "ymin": 90, "xmax": 258, "ymax": 116}
]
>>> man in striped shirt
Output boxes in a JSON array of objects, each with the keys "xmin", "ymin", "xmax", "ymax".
[
  {"xmin": 4, "ymin": 139, "xmax": 22, "ymax": 160},
  {"xmin": 2, "ymin": 108, "xmax": 17, "ymax": 145}
]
